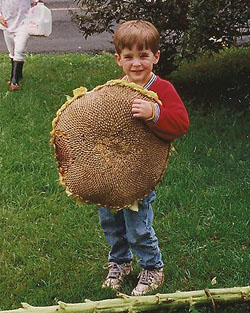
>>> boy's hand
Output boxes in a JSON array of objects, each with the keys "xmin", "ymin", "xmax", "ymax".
[
  {"xmin": 0, "ymin": 16, "xmax": 7, "ymax": 28},
  {"xmin": 131, "ymin": 99, "xmax": 153, "ymax": 120}
]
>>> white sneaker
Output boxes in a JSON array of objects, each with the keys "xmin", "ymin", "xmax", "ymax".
[
  {"xmin": 102, "ymin": 262, "xmax": 132, "ymax": 290},
  {"xmin": 131, "ymin": 268, "xmax": 164, "ymax": 296}
]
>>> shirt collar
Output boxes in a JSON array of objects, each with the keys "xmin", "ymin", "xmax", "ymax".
[
  {"xmin": 122, "ymin": 73, "xmax": 157, "ymax": 90},
  {"xmin": 144, "ymin": 73, "xmax": 157, "ymax": 90}
]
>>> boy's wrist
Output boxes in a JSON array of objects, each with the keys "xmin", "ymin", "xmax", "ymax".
[
  {"xmin": 145, "ymin": 102, "xmax": 156, "ymax": 121},
  {"xmin": 145, "ymin": 102, "xmax": 160, "ymax": 123}
]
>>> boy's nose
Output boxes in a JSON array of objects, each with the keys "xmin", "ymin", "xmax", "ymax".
[{"xmin": 132, "ymin": 58, "xmax": 141, "ymax": 66}]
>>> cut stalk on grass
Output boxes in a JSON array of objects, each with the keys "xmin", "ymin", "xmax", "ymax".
[{"xmin": 1, "ymin": 286, "xmax": 249, "ymax": 313}]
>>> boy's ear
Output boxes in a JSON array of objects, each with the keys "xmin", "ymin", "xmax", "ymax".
[
  {"xmin": 153, "ymin": 50, "xmax": 160, "ymax": 64},
  {"xmin": 115, "ymin": 53, "xmax": 122, "ymax": 66}
]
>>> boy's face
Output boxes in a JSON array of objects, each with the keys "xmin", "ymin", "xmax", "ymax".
[{"xmin": 115, "ymin": 45, "xmax": 160, "ymax": 86}]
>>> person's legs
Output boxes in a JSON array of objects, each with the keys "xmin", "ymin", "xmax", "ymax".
[
  {"xmin": 123, "ymin": 191, "xmax": 164, "ymax": 295},
  {"xmin": 3, "ymin": 30, "xmax": 15, "ymax": 59},
  {"xmin": 99, "ymin": 192, "xmax": 164, "ymax": 293},
  {"xmin": 9, "ymin": 60, "xmax": 24, "ymax": 90},
  {"xmin": 13, "ymin": 25, "xmax": 29, "ymax": 62},
  {"xmin": 99, "ymin": 207, "xmax": 133, "ymax": 264},
  {"xmin": 8, "ymin": 25, "xmax": 29, "ymax": 90},
  {"xmin": 99, "ymin": 207, "xmax": 133, "ymax": 289},
  {"xmin": 3, "ymin": 31, "xmax": 19, "ymax": 89},
  {"xmin": 123, "ymin": 191, "xmax": 163, "ymax": 269}
]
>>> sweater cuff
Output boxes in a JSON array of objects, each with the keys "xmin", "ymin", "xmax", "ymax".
[{"xmin": 147, "ymin": 102, "xmax": 160, "ymax": 124}]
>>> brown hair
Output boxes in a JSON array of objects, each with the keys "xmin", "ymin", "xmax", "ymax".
[{"xmin": 113, "ymin": 20, "xmax": 160, "ymax": 55}]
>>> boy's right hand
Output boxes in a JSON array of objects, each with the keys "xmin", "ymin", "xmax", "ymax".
[
  {"xmin": 131, "ymin": 98, "xmax": 154, "ymax": 120},
  {"xmin": 0, "ymin": 16, "xmax": 7, "ymax": 28}
]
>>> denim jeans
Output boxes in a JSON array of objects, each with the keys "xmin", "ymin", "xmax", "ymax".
[{"xmin": 98, "ymin": 191, "xmax": 163, "ymax": 269}]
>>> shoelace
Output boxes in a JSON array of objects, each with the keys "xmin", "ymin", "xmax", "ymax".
[
  {"xmin": 137, "ymin": 270, "xmax": 154, "ymax": 285},
  {"xmin": 103, "ymin": 262, "xmax": 124, "ymax": 279}
]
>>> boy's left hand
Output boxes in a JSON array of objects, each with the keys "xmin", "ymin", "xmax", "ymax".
[
  {"xmin": 131, "ymin": 99, "xmax": 153, "ymax": 120},
  {"xmin": 0, "ymin": 16, "xmax": 8, "ymax": 28}
]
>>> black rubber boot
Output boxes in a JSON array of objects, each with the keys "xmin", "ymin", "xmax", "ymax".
[
  {"xmin": 19, "ymin": 61, "xmax": 24, "ymax": 79},
  {"xmin": 9, "ymin": 61, "xmax": 24, "ymax": 91},
  {"xmin": 10, "ymin": 58, "xmax": 14, "ymax": 82}
]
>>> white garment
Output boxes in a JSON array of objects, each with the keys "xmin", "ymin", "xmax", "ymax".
[
  {"xmin": 0, "ymin": 0, "xmax": 31, "ymax": 32},
  {"xmin": 3, "ymin": 23, "xmax": 29, "ymax": 61}
]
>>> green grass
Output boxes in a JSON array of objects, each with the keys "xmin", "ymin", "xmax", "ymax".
[{"xmin": 0, "ymin": 53, "xmax": 249, "ymax": 313}]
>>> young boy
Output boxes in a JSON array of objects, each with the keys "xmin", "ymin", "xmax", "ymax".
[{"xmin": 99, "ymin": 20, "xmax": 189, "ymax": 296}]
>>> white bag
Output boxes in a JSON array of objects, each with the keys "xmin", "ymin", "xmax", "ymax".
[{"xmin": 28, "ymin": 2, "xmax": 52, "ymax": 37}]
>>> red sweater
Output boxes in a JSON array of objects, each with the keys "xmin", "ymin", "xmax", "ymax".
[{"xmin": 147, "ymin": 75, "xmax": 189, "ymax": 141}]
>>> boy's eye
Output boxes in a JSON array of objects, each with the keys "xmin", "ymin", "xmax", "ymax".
[
  {"xmin": 124, "ymin": 56, "xmax": 132, "ymax": 59},
  {"xmin": 140, "ymin": 54, "xmax": 149, "ymax": 58}
]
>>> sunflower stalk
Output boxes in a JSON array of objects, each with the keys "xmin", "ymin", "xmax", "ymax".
[{"xmin": 0, "ymin": 286, "xmax": 249, "ymax": 313}]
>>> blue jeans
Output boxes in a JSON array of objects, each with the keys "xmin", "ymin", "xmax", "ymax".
[{"xmin": 98, "ymin": 191, "xmax": 163, "ymax": 269}]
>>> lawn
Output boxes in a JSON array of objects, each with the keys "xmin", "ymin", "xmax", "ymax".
[{"xmin": 0, "ymin": 53, "xmax": 249, "ymax": 313}]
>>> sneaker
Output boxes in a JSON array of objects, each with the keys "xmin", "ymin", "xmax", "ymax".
[
  {"xmin": 131, "ymin": 268, "xmax": 164, "ymax": 296},
  {"xmin": 102, "ymin": 262, "xmax": 132, "ymax": 290}
]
